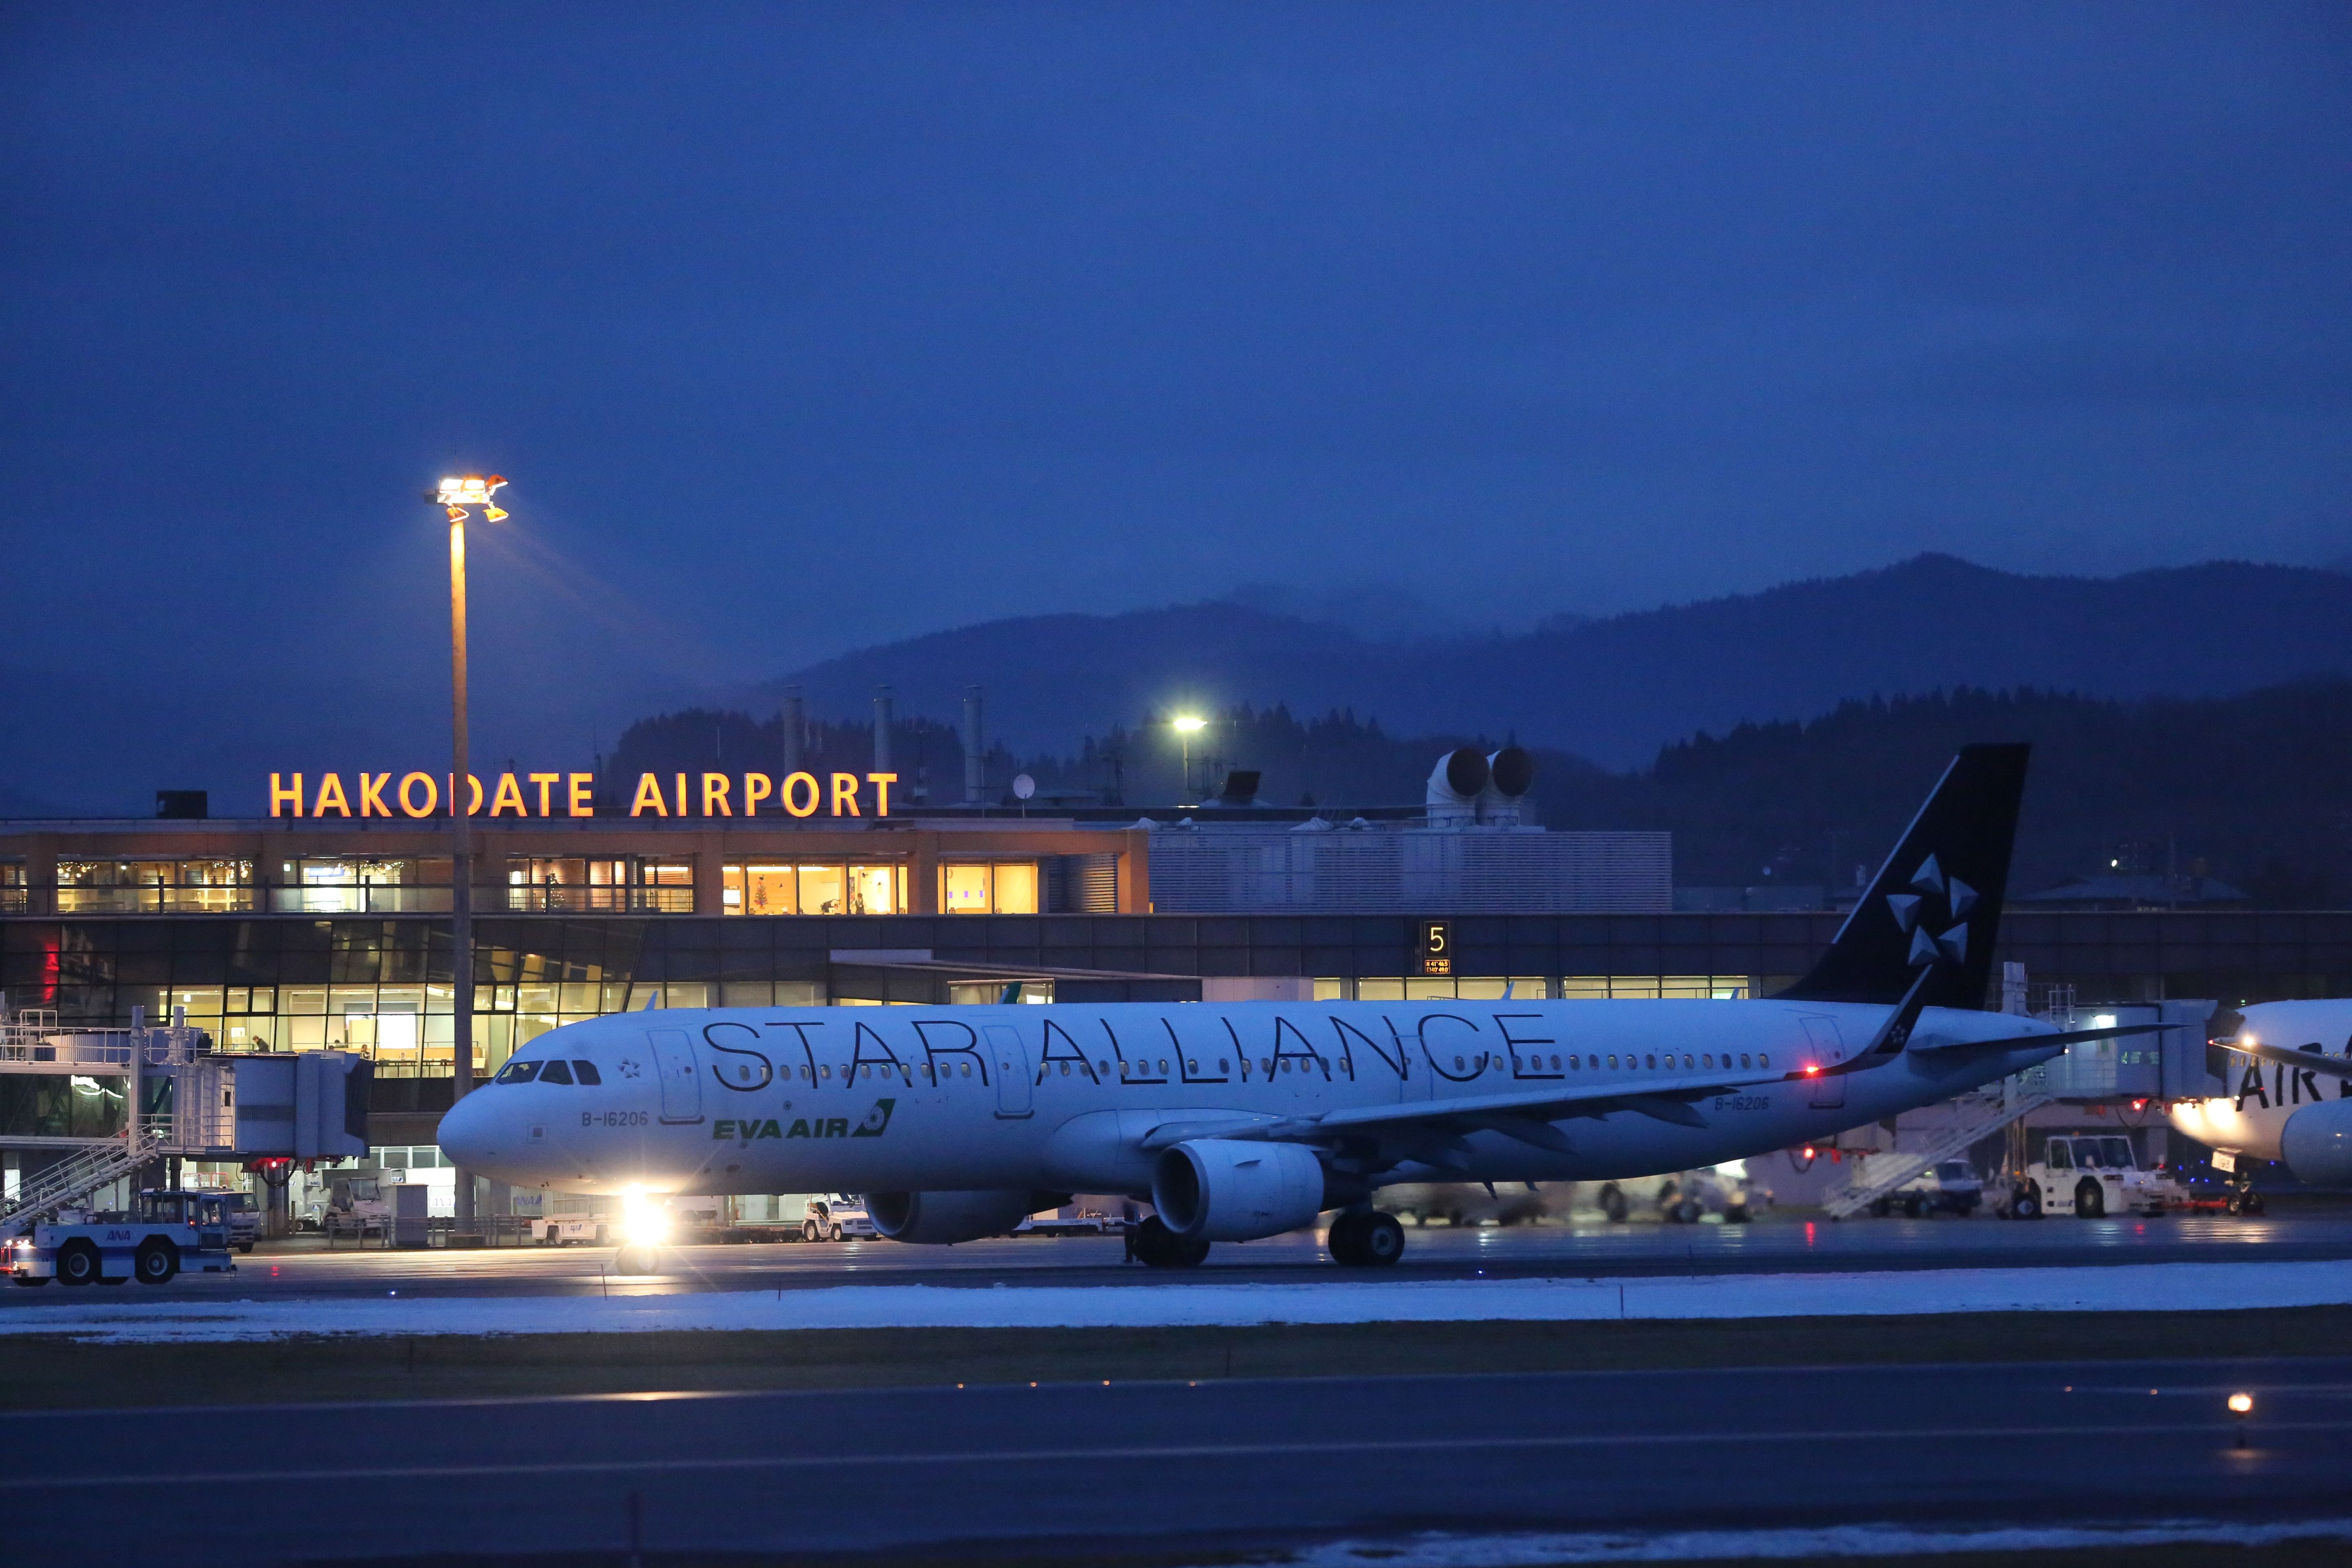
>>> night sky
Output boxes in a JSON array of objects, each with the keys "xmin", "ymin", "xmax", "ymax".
[{"xmin": 2, "ymin": 5, "xmax": 2347, "ymax": 809}]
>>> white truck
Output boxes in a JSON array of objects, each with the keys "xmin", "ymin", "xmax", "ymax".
[
  {"xmin": 9, "ymin": 1190, "xmax": 240, "ymax": 1287},
  {"xmin": 2005, "ymin": 1133, "xmax": 2175, "ymax": 1219},
  {"xmin": 802, "ymin": 1195, "xmax": 875, "ymax": 1241},
  {"xmin": 535, "ymin": 1194, "xmax": 615, "ymax": 1245}
]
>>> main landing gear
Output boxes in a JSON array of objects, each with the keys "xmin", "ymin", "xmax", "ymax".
[
  {"xmin": 1131, "ymin": 1215, "xmax": 1210, "ymax": 1268},
  {"xmin": 1326, "ymin": 1209, "xmax": 1405, "ymax": 1267}
]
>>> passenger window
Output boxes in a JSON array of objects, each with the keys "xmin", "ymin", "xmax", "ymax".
[
  {"xmin": 572, "ymin": 1061, "xmax": 602, "ymax": 1086},
  {"xmin": 821, "ymin": 1065, "xmax": 832, "ymax": 1079},
  {"xmin": 960, "ymin": 1062, "xmax": 971, "ymax": 1077},
  {"xmin": 539, "ymin": 1060, "xmax": 575, "ymax": 1085},
  {"xmin": 1218, "ymin": 1059, "xmax": 1229, "ymax": 1074},
  {"xmin": 1740, "ymin": 1054, "xmax": 1751, "ymax": 1068},
  {"xmin": 1646, "ymin": 1054, "xmax": 1657, "ymax": 1069},
  {"xmin": 1757, "ymin": 1054, "xmax": 1768, "ymax": 1068},
  {"xmin": 1185, "ymin": 1059, "xmax": 1196, "ymax": 1074},
  {"xmin": 1607, "ymin": 1054, "xmax": 1617, "ymax": 1068}
]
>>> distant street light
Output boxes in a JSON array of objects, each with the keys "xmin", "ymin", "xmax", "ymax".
[
  {"xmin": 1172, "ymin": 715, "xmax": 1207, "ymax": 803},
  {"xmin": 427, "ymin": 474, "xmax": 508, "ymax": 1228}
]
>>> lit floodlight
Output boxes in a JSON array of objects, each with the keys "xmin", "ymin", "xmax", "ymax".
[
  {"xmin": 433, "ymin": 474, "xmax": 510, "ymax": 522},
  {"xmin": 1172, "ymin": 715, "xmax": 1207, "ymax": 733},
  {"xmin": 2228, "ymin": 1392, "xmax": 2254, "ymax": 1414}
]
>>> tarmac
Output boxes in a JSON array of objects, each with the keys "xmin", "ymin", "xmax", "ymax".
[{"xmin": 5, "ymin": 1356, "xmax": 2349, "ymax": 1565}]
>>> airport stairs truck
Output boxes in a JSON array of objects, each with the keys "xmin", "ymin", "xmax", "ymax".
[
  {"xmin": 1820, "ymin": 1082, "xmax": 2055, "ymax": 1219},
  {"xmin": 0, "ymin": 1000, "xmax": 369, "ymax": 1276}
]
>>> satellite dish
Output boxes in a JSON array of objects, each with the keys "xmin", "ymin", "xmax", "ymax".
[{"xmin": 1012, "ymin": 773, "xmax": 1036, "ymax": 801}]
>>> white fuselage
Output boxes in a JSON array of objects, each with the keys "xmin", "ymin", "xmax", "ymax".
[
  {"xmin": 2167, "ymin": 999, "xmax": 2352, "ymax": 1164},
  {"xmin": 438, "ymin": 998, "xmax": 2061, "ymax": 1202}
]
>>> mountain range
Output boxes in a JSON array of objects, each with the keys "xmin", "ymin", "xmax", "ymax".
[{"xmin": 734, "ymin": 555, "xmax": 2352, "ymax": 768}]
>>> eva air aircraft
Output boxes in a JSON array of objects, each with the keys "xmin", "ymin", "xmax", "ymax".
[{"xmin": 440, "ymin": 744, "xmax": 2129, "ymax": 1266}]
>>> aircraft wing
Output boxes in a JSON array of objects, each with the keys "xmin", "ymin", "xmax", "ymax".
[
  {"xmin": 2228, "ymin": 1039, "xmax": 2352, "ymax": 1078},
  {"xmin": 1906, "ymin": 1021, "xmax": 2164, "ymax": 1054},
  {"xmin": 1135, "ymin": 1063, "xmax": 1795, "ymax": 1157}
]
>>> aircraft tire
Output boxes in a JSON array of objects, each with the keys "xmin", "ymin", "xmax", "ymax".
[
  {"xmin": 1132, "ymin": 1216, "xmax": 1209, "ymax": 1269},
  {"xmin": 1326, "ymin": 1212, "xmax": 1366, "ymax": 1265},
  {"xmin": 1358, "ymin": 1212, "xmax": 1405, "ymax": 1266},
  {"xmin": 2076, "ymin": 1179, "xmax": 2105, "ymax": 1220}
]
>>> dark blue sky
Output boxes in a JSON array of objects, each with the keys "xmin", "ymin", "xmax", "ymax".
[{"xmin": 3, "ymin": 4, "xmax": 2348, "ymax": 807}]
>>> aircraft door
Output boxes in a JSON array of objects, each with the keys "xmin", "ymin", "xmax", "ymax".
[
  {"xmin": 647, "ymin": 1029, "xmax": 704, "ymax": 1123},
  {"xmin": 985, "ymin": 1024, "xmax": 1033, "ymax": 1119},
  {"xmin": 1802, "ymin": 1018, "xmax": 1846, "ymax": 1109}
]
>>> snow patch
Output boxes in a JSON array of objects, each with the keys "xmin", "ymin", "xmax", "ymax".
[{"xmin": 3, "ymin": 1258, "xmax": 2346, "ymax": 1343}]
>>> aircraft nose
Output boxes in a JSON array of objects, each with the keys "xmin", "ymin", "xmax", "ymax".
[{"xmin": 436, "ymin": 1089, "xmax": 501, "ymax": 1174}]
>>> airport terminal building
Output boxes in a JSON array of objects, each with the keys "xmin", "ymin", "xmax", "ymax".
[{"xmin": 4, "ymin": 778, "xmax": 2350, "ymax": 1210}]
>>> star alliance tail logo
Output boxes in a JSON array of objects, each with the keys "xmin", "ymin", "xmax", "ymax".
[
  {"xmin": 1885, "ymin": 853, "xmax": 1975, "ymax": 968},
  {"xmin": 851, "ymin": 1098, "xmax": 898, "ymax": 1138}
]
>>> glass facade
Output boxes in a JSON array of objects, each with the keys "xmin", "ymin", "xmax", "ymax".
[
  {"xmin": 57, "ymin": 859, "xmax": 254, "ymax": 913},
  {"xmin": 722, "ymin": 863, "xmax": 906, "ymax": 915},
  {"xmin": 506, "ymin": 857, "xmax": 691, "ymax": 913}
]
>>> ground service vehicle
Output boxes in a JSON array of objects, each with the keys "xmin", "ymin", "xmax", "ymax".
[
  {"xmin": 803, "ymin": 1194, "xmax": 875, "ymax": 1241},
  {"xmin": 319, "ymin": 1173, "xmax": 391, "ymax": 1238},
  {"xmin": 536, "ymin": 1194, "xmax": 613, "ymax": 1244},
  {"xmin": 441, "ymin": 746, "xmax": 2155, "ymax": 1269},
  {"xmin": 10, "ymin": 1190, "xmax": 238, "ymax": 1286},
  {"xmin": 1872, "ymin": 1160, "xmax": 1983, "ymax": 1218},
  {"xmin": 221, "ymin": 1191, "xmax": 259, "ymax": 1252},
  {"xmin": 2008, "ymin": 1134, "xmax": 2170, "ymax": 1218}
]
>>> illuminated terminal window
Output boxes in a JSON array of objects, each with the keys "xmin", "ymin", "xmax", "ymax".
[
  {"xmin": 1562, "ymin": 975, "xmax": 1751, "ymax": 1000},
  {"xmin": 274, "ymin": 857, "xmax": 446, "ymax": 915},
  {"xmin": 939, "ymin": 862, "xmax": 1039, "ymax": 915},
  {"xmin": 57, "ymin": 859, "xmax": 254, "ymax": 913},
  {"xmin": 507, "ymin": 857, "xmax": 692, "ymax": 913},
  {"xmin": 721, "ymin": 863, "xmax": 907, "ymax": 915},
  {"xmin": 1354, "ymin": 977, "xmax": 1550, "ymax": 1001}
]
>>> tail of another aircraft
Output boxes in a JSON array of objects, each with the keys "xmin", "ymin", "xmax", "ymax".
[{"xmin": 1776, "ymin": 743, "xmax": 2030, "ymax": 1012}]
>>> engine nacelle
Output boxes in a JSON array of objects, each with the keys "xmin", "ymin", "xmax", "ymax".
[
  {"xmin": 867, "ymin": 1189, "xmax": 1053, "ymax": 1244},
  {"xmin": 2282, "ymin": 1100, "xmax": 2352, "ymax": 1189},
  {"xmin": 1152, "ymin": 1139, "xmax": 1327, "ymax": 1242}
]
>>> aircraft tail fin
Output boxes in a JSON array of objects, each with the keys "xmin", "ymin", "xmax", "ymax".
[{"xmin": 1775, "ymin": 742, "xmax": 2029, "ymax": 1012}]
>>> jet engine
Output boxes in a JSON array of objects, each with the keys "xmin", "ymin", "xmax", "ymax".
[
  {"xmin": 867, "ymin": 1189, "xmax": 1057, "ymax": 1244},
  {"xmin": 1151, "ymin": 1138, "xmax": 1327, "ymax": 1242},
  {"xmin": 2281, "ymin": 1100, "xmax": 2352, "ymax": 1188}
]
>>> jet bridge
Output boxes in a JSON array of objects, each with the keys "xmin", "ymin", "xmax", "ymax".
[{"xmin": 0, "ymin": 1000, "xmax": 368, "ymax": 1240}]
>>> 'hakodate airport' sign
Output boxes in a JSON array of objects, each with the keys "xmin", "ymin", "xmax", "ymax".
[{"xmin": 266, "ymin": 771, "xmax": 900, "ymax": 820}]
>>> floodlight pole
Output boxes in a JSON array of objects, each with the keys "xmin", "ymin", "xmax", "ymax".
[{"xmin": 449, "ymin": 512, "xmax": 476, "ymax": 1226}]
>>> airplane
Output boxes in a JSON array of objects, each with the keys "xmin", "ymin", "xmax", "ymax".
[
  {"xmin": 2167, "ymin": 999, "xmax": 2352, "ymax": 1202},
  {"xmin": 439, "ymin": 742, "xmax": 2145, "ymax": 1267}
]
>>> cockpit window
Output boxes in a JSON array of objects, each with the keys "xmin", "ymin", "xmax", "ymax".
[
  {"xmin": 539, "ymin": 1060, "xmax": 575, "ymax": 1085},
  {"xmin": 494, "ymin": 1060, "xmax": 540, "ymax": 1085},
  {"xmin": 572, "ymin": 1060, "xmax": 602, "ymax": 1085}
]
